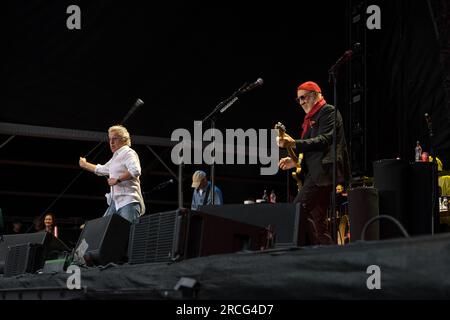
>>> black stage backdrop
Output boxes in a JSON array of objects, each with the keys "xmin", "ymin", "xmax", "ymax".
[
  {"xmin": 366, "ymin": 0, "xmax": 450, "ymax": 170},
  {"xmin": 0, "ymin": 0, "xmax": 449, "ymax": 235}
]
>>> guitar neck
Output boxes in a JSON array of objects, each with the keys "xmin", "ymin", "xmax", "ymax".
[
  {"xmin": 275, "ymin": 124, "xmax": 299, "ymax": 163},
  {"xmin": 287, "ymin": 147, "xmax": 298, "ymax": 163}
]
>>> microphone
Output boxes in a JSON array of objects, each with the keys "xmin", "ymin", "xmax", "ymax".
[
  {"xmin": 328, "ymin": 43, "xmax": 360, "ymax": 76},
  {"xmin": 352, "ymin": 42, "xmax": 361, "ymax": 53},
  {"xmin": 424, "ymin": 113, "xmax": 434, "ymax": 137},
  {"xmin": 143, "ymin": 179, "xmax": 175, "ymax": 195},
  {"xmin": 83, "ymin": 98, "xmax": 145, "ymax": 158},
  {"xmin": 329, "ymin": 50, "xmax": 353, "ymax": 74},
  {"xmin": 155, "ymin": 179, "xmax": 174, "ymax": 189},
  {"xmin": 424, "ymin": 113, "xmax": 432, "ymax": 126},
  {"xmin": 240, "ymin": 78, "xmax": 264, "ymax": 93},
  {"xmin": 121, "ymin": 98, "xmax": 144, "ymax": 124},
  {"xmin": 214, "ymin": 78, "xmax": 264, "ymax": 116},
  {"xmin": 129, "ymin": 98, "xmax": 144, "ymax": 115}
]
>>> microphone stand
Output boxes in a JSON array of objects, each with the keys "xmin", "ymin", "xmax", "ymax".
[
  {"xmin": 426, "ymin": 116, "xmax": 437, "ymax": 235},
  {"xmin": 201, "ymin": 83, "xmax": 247, "ymax": 204},
  {"xmin": 329, "ymin": 70, "xmax": 338, "ymax": 244},
  {"xmin": 178, "ymin": 163, "xmax": 184, "ymax": 209},
  {"xmin": 328, "ymin": 50, "xmax": 352, "ymax": 244}
]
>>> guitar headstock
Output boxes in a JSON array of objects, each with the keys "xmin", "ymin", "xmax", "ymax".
[{"xmin": 274, "ymin": 122, "xmax": 286, "ymax": 136}]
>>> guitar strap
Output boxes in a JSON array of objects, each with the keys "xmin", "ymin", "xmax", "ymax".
[{"xmin": 202, "ymin": 184, "xmax": 211, "ymax": 206}]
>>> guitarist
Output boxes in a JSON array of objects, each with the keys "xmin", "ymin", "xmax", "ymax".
[{"xmin": 277, "ymin": 81, "xmax": 350, "ymax": 246}]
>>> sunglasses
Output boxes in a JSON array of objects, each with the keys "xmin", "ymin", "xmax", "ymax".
[{"xmin": 295, "ymin": 92, "xmax": 315, "ymax": 104}]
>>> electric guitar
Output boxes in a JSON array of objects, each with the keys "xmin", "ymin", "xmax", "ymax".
[{"xmin": 275, "ymin": 122, "xmax": 303, "ymax": 191}]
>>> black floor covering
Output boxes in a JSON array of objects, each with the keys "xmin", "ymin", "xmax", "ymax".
[{"xmin": 1, "ymin": 233, "xmax": 449, "ymax": 300}]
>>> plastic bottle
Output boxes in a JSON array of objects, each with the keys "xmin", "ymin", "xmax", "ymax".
[
  {"xmin": 415, "ymin": 141, "xmax": 422, "ymax": 162},
  {"xmin": 270, "ymin": 190, "xmax": 276, "ymax": 203},
  {"xmin": 262, "ymin": 190, "xmax": 269, "ymax": 202}
]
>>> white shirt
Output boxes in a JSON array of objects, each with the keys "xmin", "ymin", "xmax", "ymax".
[{"xmin": 95, "ymin": 145, "xmax": 145, "ymax": 215}]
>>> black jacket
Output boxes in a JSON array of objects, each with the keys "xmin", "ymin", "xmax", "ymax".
[{"xmin": 295, "ymin": 104, "xmax": 351, "ymax": 186}]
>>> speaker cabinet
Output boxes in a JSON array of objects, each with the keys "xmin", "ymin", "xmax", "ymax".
[
  {"xmin": 410, "ymin": 162, "xmax": 440, "ymax": 235},
  {"xmin": 4, "ymin": 243, "xmax": 43, "ymax": 277},
  {"xmin": 373, "ymin": 159, "xmax": 439, "ymax": 237},
  {"xmin": 75, "ymin": 214, "xmax": 131, "ymax": 266},
  {"xmin": 128, "ymin": 210, "xmax": 267, "ymax": 264},
  {"xmin": 186, "ymin": 212, "xmax": 266, "ymax": 258},
  {"xmin": 197, "ymin": 203, "xmax": 300, "ymax": 247},
  {"xmin": 0, "ymin": 232, "xmax": 70, "ymax": 275},
  {"xmin": 373, "ymin": 159, "xmax": 410, "ymax": 239},
  {"xmin": 348, "ymin": 187, "xmax": 379, "ymax": 241},
  {"xmin": 128, "ymin": 210, "xmax": 182, "ymax": 264}
]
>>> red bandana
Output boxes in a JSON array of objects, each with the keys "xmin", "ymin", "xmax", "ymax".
[{"xmin": 301, "ymin": 98, "xmax": 326, "ymax": 138}]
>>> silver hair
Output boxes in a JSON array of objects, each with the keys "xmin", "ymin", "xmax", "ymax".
[{"xmin": 108, "ymin": 125, "xmax": 131, "ymax": 146}]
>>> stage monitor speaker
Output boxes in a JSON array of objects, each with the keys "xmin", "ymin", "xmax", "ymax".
[
  {"xmin": 75, "ymin": 214, "xmax": 131, "ymax": 266},
  {"xmin": 0, "ymin": 232, "xmax": 70, "ymax": 275},
  {"xmin": 128, "ymin": 210, "xmax": 267, "ymax": 264},
  {"xmin": 4, "ymin": 243, "xmax": 43, "ymax": 277},
  {"xmin": 186, "ymin": 212, "xmax": 266, "ymax": 258},
  {"xmin": 373, "ymin": 159, "xmax": 410, "ymax": 239},
  {"xmin": 409, "ymin": 162, "xmax": 439, "ymax": 235},
  {"xmin": 128, "ymin": 210, "xmax": 182, "ymax": 264},
  {"xmin": 197, "ymin": 203, "xmax": 300, "ymax": 247},
  {"xmin": 348, "ymin": 187, "xmax": 379, "ymax": 241}
]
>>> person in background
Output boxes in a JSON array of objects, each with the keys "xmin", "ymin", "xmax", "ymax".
[
  {"xmin": 191, "ymin": 170, "xmax": 223, "ymax": 211},
  {"xmin": 9, "ymin": 219, "xmax": 23, "ymax": 234},
  {"xmin": 335, "ymin": 184, "xmax": 348, "ymax": 208},
  {"xmin": 336, "ymin": 184, "xmax": 345, "ymax": 195},
  {"xmin": 33, "ymin": 215, "xmax": 44, "ymax": 232},
  {"xmin": 430, "ymin": 156, "xmax": 450, "ymax": 196},
  {"xmin": 43, "ymin": 212, "xmax": 58, "ymax": 238}
]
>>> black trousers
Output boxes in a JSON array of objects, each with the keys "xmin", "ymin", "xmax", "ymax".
[{"xmin": 294, "ymin": 179, "xmax": 333, "ymax": 246}]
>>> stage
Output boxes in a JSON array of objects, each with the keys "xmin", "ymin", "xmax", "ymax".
[
  {"xmin": 1, "ymin": 0, "xmax": 450, "ymax": 306},
  {"xmin": 1, "ymin": 233, "xmax": 449, "ymax": 300}
]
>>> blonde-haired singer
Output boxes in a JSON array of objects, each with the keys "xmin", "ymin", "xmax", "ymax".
[{"xmin": 79, "ymin": 125, "xmax": 145, "ymax": 222}]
